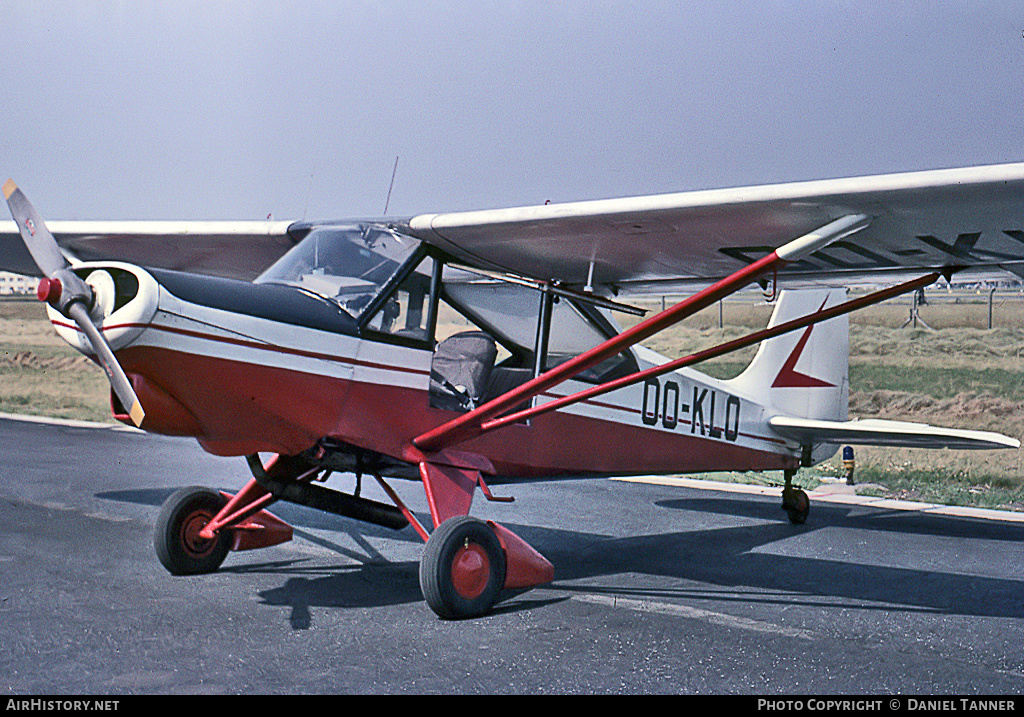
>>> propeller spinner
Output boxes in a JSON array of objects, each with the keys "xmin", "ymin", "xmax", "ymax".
[{"xmin": 3, "ymin": 179, "xmax": 145, "ymax": 427}]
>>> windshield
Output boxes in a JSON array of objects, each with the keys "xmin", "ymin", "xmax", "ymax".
[{"xmin": 256, "ymin": 224, "xmax": 421, "ymax": 317}]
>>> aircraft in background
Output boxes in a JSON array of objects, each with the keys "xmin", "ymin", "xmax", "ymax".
[{"xmin": 3, "ymin": 163, "xmax": 1022, "ymax": 619}]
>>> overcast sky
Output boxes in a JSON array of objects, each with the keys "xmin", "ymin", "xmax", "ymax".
[{"xmin": 1, "ymin": 2, "xmax": 1021, "ymax": 221}]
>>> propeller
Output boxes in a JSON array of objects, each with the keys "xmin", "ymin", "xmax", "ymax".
[{"xmin": 3, "ymin": 179, "xmax": 145, "ymax": 427}]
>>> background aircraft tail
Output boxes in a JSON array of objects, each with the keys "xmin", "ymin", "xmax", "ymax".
[{"xmin": 726, "ymin": 288, "xmax": 849, "ymax": 422}]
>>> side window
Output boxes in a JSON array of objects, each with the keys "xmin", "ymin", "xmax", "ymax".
[
  {"xmin": 435, "ymin": 298, "xmax": 512, "ymax": 364},
  {"xmin": 364, "ymin": 255, "xmax": 435, "ymax": 343},
  {"xmin": 445, "ymin": 279, "xmax": 637, "ymax": 384},
  {"xmin": 429, "ymin": 298, "xmax": 522, "ymax": 412},
  {"xmin": 546, "ymin": 301, "xmax": 638, "ymax": 382}
]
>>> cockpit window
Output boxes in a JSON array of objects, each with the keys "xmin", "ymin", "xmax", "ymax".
[
  {"xmin": 256, "ymin": 224, "xmax": 421, "ymax": 317},
  {"xmin": 363, "ymin": 254, "xmax": 435, "ymax": 342},
  {"xmin": 443, "ymin": 277, "xmax": 637, "ymax": 383}
]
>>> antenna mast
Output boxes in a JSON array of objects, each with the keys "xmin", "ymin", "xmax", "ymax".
[{"xmin": 383, "ymin": 156, "xmax": 399, "ymax": 215}]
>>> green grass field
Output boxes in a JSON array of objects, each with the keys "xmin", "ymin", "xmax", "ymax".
[
  {"xmin": 0, "ymin": 298, "xmax": 112, "ymax": 422},
  {"xmin": 3, "ymin": 292, "xmax": 1023, "ymax": 510}
]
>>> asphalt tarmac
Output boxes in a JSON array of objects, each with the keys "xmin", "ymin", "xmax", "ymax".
[{"xmin": 2, "ymin": 414, "xmax": 1024, "ymax": 695}]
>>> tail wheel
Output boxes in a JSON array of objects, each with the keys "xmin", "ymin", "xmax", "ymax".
[
  {"xmin": 782, "ymin": 487, "xmax": 810, "ymax": 525},
  {"xmin": 419, "ymin": 516, "xmax": 507, "ymax": 620},
  {"xmin": 155, "ymin": 486, "xmax": 232, "ymax": 575}
]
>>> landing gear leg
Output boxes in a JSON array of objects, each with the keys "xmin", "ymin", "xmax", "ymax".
[
  {"xmin": 781, "ymin": 468, "xmax": 810, "ymax": 525},
  {"xmin": 154, "ymin": 456, "xmax": 298, "ymax": 577}
]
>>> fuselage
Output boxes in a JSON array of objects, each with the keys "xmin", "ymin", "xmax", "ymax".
[{"xmin": 48, "ymin": 259, "xmax": 801, "ymax": 479}]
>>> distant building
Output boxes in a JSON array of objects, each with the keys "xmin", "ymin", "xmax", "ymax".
[{"xmin": 0, "ymin": 271, "xmax": 35, "ymax": 295}]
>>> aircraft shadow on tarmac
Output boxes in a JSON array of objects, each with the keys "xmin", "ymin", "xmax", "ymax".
[
  {"xmin": 97, "ymin": 485, "xmax": 1024, "ymax": 627},
  {"xmin": 98, "ymin": 486, "xmax": 430, "ymax": 628},
  {"xmin": 543, "ymin": 495, "xmax": 1024, "ymax": 620}
]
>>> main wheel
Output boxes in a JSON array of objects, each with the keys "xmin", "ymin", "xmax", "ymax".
[
  {"xmin": 419, "ymin": 516, "xmax": 507, "ymax": 620},
  {"xmin": 154, "ymin": 486, "xmax": 232, "ymax": 575},
  {"xmin": 782, "ymin": 487, "xmax": 810, "ymax": 525}
]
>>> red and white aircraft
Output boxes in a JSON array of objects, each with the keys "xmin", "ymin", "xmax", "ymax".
[{"xmin": 3, "ymin": 164, "xmax": 1022, "ymax": 619}]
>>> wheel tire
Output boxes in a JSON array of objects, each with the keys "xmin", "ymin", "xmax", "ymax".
[
  {"xmin": 419, "ymin": 516, "xmax": 507, "ymax": 620},
  {"xmin": 783, "ymin": 487, "xmax": 810, "ymax": 525},
  {"xmin": 154, "ymin": 486, "xmax": 232, "ymax": 575}
]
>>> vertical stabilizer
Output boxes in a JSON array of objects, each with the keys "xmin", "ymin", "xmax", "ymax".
[{"xmin": 726, "ymin": 288, "xmax": 849, "ymax": 422}]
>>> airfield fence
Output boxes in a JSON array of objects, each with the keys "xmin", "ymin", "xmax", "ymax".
[{"xmin": 645, "ymin": 288, "xmax": 1024, "ymax": 331}]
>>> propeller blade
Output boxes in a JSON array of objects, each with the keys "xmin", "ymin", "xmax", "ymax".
[
  {"xmin": 65, "ymin": 301, "xmax": 145, "ymax": 427},
  {"xmin": 4, "ymin": 179, "xmax": 145, "ymax": 428},
  {"xmin": 2, "ymin": 179, "xmax": 70, "ymax": 277}
]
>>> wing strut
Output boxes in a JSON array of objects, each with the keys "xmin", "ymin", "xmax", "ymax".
[{"xmin": 412, "ymin": 214, "xmax": 869, "ymax": 453}]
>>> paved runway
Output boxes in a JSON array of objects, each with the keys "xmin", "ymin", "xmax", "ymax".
[{"xmin": 2, "ymin": 414, "xmax": 1024, "ymax": 695}]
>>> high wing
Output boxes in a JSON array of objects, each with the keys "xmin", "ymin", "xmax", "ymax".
[
  {"xmin": 0, "ymin": 219, "xmax": 298, "ymax": 280},
  {"xmin": 404, "ymin": 162, "xmax": 1024, "ymax": 293},
  {"xmin": 5, "ymin": 163, "xmax": 1022, "ymax": 288}
]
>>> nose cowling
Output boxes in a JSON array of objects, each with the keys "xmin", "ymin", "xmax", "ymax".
[{"xmin": 46, "ymin": 263, "xmax": 160, "ymax": 354}]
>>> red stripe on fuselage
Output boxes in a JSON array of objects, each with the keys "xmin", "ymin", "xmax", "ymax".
[{"xmin": 52, "ymin": 318, "xmax": 430, "ymax": 376}]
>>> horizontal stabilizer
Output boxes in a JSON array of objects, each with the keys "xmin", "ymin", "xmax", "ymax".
[{"xmin": 769, "ymin": 416, "xmax": 1020, "ymax": 450}]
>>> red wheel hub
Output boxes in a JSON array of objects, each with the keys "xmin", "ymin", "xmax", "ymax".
[
  {"xmin": 450, "ymin": 541, "xmax": 491, "ymax": 600},
  {"xmin": 180, "ymin": 510, "xmax": 216, "ymax": 558}
]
